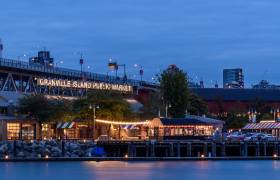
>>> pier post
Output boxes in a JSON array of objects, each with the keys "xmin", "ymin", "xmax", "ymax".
[
  {"xmin": 177, "ymin": 142, "xmax": 181, "ymax": 157},
  {"xmin": 133, "ymin": 145, "xmax": 137, "ymax": 157},
  {"xmin": 203, "ymin": 143, "xmax": 208, "ymax": 157},
  {"xmin": 127, "ymin": 144, "xmax": 130, "ymax": 157},
  {"xmin": 240, "ymin": 142, "xmax": 244, "ymax": 156},
  {"xmin": 117, "ymin": 147, "xmax": 121, "ymax": 157},
  {"xmin": 146, "ymin": 142, "xmax": 149, "ymax": 157},
  {"xmin": 274, "ymin": 142, "xmax": 279, "ymax": 156},
  {"xmin": 13, "ymin": 140, "xmax": 16, "ymax": 157},
  {"xmin": 221, "ymin": 142, "xmax": 226, "ymax": 157},
  {"xmin": 170, "ymin": 143, "xmax": 174, "ymax": 157},
  {"xmin": 128, "ymin": 143, "xmax": 134, "ymax": 157},
  {"xmin": 151, "ymin": 142, "xmax": 155, "ymax": 157},
  {"xmin": 263, "ymin": 142, "xmax": 267, "ymax": 156},
  {"xmin": 256, "ymin": 142, "xmax": 260, "ymax": 157},
  {"xmin": 244, "ymin": 142, "xmax": 248, "ymax": 157},
  {"xmin": 187, "ymin": 142, "xmax": 192, "ymax": 157},
  {"xmin": 211, "ymin": 142, "xmax": 216, "ymax": 157},
  {"xmin": 61, "ymin": 140, "xmax": 65, "ymax": 157}
]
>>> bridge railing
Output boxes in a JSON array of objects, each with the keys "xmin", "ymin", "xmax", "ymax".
[{"xmin": 0, "ymin": 58, "xmax": 158, "ymax": 87}]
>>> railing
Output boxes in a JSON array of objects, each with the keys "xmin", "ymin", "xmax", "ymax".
[{"xmin": 0, "ymin": 58, "xmax": 158, "ymax": 87}]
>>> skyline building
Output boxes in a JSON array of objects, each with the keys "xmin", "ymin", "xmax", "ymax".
[{"xmin": 223, "ymin": 68, "xmax": 244, "ymax": 89}]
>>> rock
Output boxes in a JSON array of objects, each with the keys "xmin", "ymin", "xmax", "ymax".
[
  {"xmin": 49, "ymin": 140, "xmax": 57, "ymax": 146},
  {"xmin": 17, "ymin": 151, "xmax": 25, "ymax": 157},
  {"xmin": 50, "ymin": 147, "xmax": 62, "ymax": 157},
  {"xmin": 69, "ymin": 143, "xmax": 79, "ymax": 151},
  {"xmin": 43, "ymin": 148, "xmax": 50, "ymax": 155},
  {"xmin": 16, "ymin": 141, "xmax": 23, "ymax": 148},
  {"xmin": 39, "ymin": 141, "xmax": 45, "ymax": 148},
  {"xmin": 0, "ymin": 144, "xmax": 8, "ymax": 154}
]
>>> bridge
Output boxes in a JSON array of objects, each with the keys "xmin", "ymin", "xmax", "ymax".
[{"xmin": 0, "ymin": 58, "xmax": 158, "ymax": 97}]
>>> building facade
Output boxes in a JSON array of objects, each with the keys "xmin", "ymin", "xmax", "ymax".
[
  {"xmin": 145, "ymin": 115, "xmax": 224, "ymax": 140},
  {"xmin": 223, "ymin": 68, "xmax": 244, "ymax": 88}
]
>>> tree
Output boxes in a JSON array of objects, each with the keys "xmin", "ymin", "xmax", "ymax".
[
  {"xmin": 159, "ymin": 65, "xmax": 189, "ymax": 118},
  {"xmin": 18, "ymin": 94, "xmax": 73, "ymax": 138},
  {"xmin": 224, "ymin": 111, "xmax": 249, "ymax": 130},
  {"xmin": 72, "ymin": 90, "xmax": 133, "ymax": 121},
  {"xmin": 139, "ymin": 91, "xmax": 163, "ymax": 119},
  {"xmin": 187, "ymin": 93, "xmax": 208, "ymax": 116},
  {"xmin": 72, "ymin": 90, "xmax": 135, "ymax": 137}
]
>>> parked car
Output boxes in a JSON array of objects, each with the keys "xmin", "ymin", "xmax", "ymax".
[
  {"xmin": 244, "ymin": 133, "xmax": 277, "ymax": 141},
  {"xmin": 262, "ymin": 134, "xmax": 277, "ymax": 141},
  {"xmin": 226, "ymin": 132, "xmax": 245, "ymax": 141}
]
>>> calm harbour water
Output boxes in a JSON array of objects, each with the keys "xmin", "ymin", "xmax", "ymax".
[{"xmin": 1, "ymin": 161, "xmax": 280, "ymax": 180}]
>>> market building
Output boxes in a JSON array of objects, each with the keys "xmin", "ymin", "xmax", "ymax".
[
  {"xmin": 243, "ymin": 120, "xmax": 280, "ymax": 137},
  {"xmin": 145, "ymin": 115, "xmax": 224, "ymax": 140}
]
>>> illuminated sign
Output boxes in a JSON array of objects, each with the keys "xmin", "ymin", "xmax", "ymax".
[{"xmin": 36, "ymin": 78, "xmax": 133, "ymax": 93}]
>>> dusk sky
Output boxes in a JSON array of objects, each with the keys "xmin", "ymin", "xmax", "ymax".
[{"xmin": 1, "ymin": 0, "xmax": 280, "ymax": 87}]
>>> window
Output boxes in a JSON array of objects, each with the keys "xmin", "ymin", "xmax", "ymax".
[
  {"xmin": 22, "ymin": 124, "xmax": 34, "ymax": 140},
  {"xmin": 7, "ymin": 123, "xmax": 20, "ymax": 140}
]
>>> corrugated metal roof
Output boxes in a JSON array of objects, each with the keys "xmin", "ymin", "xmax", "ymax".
[
  {"xmin": 243, "ymin": 122, "xmax": 280, "ymax": 130},
  {"xmin": 191, "ymin": 88, "xmax": 280, "ymax": 102},
  {"xmin": 160, "ymin": 115, "xmax": 224, "ymax": 126}
]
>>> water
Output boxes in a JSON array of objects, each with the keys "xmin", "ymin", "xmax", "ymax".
[{"xmin": 1, "ymin": 161, "xmax": 280, "ymax": 180}]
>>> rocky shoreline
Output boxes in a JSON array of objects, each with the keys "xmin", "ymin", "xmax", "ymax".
[{"xmin": 0, "ymin": 140, "xmax": 99, "ymax": 158}]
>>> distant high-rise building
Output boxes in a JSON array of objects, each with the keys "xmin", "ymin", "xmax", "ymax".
[
  {"xmin": 29, "ymin": 50, "xmax": 54, "ymax": 67},
  {"xmin": 223, "ymin": 68, "xmax": 244, "ymax": 88}
]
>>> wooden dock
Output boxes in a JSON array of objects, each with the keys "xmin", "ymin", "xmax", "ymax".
[{"xmin": 97, "ymin": 140, "xmax": 280, "ymax": 158}]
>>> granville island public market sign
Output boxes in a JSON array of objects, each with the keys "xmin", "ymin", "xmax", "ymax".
[{"xmin": 36, "ymin": 78, "xmax": 133, "ymax": 93}]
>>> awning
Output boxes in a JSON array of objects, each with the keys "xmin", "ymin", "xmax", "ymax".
[
  {"xmin": 121, "ymin": 125, "xmax": 136, "ymax": 130},
  {"xmin": 57, "ymin": 122, "xmax": 75, "ymax": 129},
  {"xmin": 243, "ymin": 122, "xmax": 280, "ymax": 130}
]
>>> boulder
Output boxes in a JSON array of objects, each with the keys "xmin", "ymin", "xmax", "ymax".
[
  {"xmin": 0, "ymin": 144, "xmax": 8, "ymax": 154},
  {"xmin": 17, "ymin": 151, "xmax": 25, "ymax": 158}
]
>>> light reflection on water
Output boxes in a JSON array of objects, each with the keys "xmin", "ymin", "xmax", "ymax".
[{"xmin": 0, "ymin": 161, "xmax": 280, "ymax": 180}]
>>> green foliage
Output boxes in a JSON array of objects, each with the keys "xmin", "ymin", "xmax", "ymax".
[
  {"xmin": 72, "ymin": 90, "xmax": 134, "ymax": 121},
  {"xmin": 187, "ymin": 93, "xmax": 208, "ymax": 116},
  {"xmin": 159, "ymin": 66, "xmax": 189, "ymax": 118},
  {"xmin": 223, "ymin": 112, "xmax": 249, "ymax": 129},
  {"xmin": 140, "ymin": 91, "xmax": 163, "ymax": 119},
  {"xmin": 18, "ymin": 94, "xmax": 72, "ymax": 123}
]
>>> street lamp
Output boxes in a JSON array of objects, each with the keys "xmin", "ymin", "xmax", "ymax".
[
  {"xmin": 248, "ymin": 108, "xmax": 257, "ymax": 123},
  {"xmin": 108, "ymin": 59, "xmax": 127, "ymax": 81},
  {"xmin": 89, "ymin": 104, "xmax": 99, "ymax": 139},
  {"xmin": 17, "ymin": 54, "xmax": 27, "ymax": 61},
  {"xmin": 165, "ymin": 103, "xmax": 171, "ymax": 118},
  {"xmin": 270, "ymin": 108, "xmax": 279, "ymax": 121},
  {"xmin": 134, "ymin": 64, "xmax": 144, "ymax": 83},
  {"xmin": 55, "ymin": 60, "xmax": 63, "ymax": 67}
]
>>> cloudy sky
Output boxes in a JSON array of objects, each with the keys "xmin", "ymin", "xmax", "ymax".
[{"xmin": 1, "ymin": 0, "xmax": 280, "ymax": 87}]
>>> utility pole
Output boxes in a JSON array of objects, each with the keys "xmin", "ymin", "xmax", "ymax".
[
  {"xmin": 89, "ymin": 104, "xmax": 99, "ymax": 139},
  {"xmin": 79, "ymin": 53, "xmax": 84, "ymax": 79}
]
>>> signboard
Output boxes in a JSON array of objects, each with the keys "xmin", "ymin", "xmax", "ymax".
[{"xmin": 36, "ymin": 78, "xmax": 133, "ymax": 93}]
